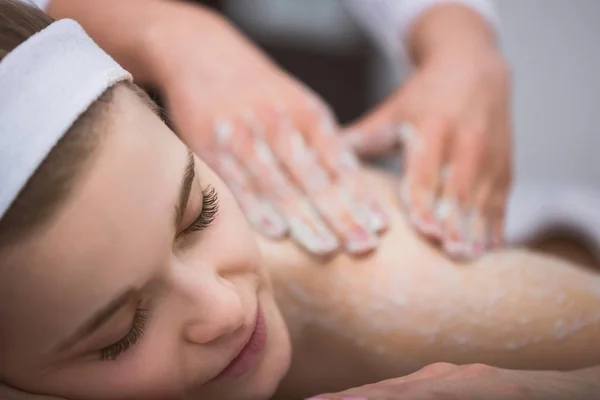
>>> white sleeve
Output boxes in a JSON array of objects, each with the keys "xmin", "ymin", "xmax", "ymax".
[
  {"xmin": 18, "ymin": 0, "xmax": 51, "ymax": 10},
  {"xmin": 342, "ymin": 0, "xmax": 499, "ymax": 64}
]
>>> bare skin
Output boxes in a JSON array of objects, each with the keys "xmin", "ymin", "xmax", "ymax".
[
  {"xmin": 260, "ymin": 168, "xmax": 600, "ymax": 399},
  {"xmin": 0, "ymin": 95, "xmax": 599, "ymax": 399}
]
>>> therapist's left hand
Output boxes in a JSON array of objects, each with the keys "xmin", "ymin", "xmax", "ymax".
[
  {"xmin": 345, "ymin": 22, "xmax": 512, "ymax": 260},
  {"xmin": 309, "ymin": 362, "xmax": 599, "ymax": 400}
]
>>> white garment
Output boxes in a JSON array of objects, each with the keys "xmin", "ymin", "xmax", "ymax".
[
  {"xmin": 22, "ymin": 0, "xmax": 600, "ymax": 255},
  {"xmin": 26, "ymin": 0, "xmax": 497, "ymax": 63},
  {"xmin": 22, "ymin": 0, "xmax": 50, "ymax": 10},
  {"xmin": 343, "ymin": 0, "xmax": 498, "ymax": 65}
]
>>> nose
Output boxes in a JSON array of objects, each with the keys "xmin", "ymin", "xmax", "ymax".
[{"xmin": 171, "ymin": 260, "xmax": 246, "ymax": 345}]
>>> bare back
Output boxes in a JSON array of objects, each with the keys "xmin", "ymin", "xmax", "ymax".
[{"xmin": 257, "ymin": 167, "xmax": 600, "ymax": 398}]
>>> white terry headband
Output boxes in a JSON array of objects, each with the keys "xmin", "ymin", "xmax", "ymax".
[{"xmin": 0, "ymin": 19, "xmax": 132, "ymax": 220}]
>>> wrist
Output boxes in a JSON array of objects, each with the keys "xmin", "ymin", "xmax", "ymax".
[
  {"xmin": 141, "ymin": 3, "xmax": 232, "ymax": 91},
  {"xmin": 47, "ymin": 0, "xmax": 179, "ymax": 85},
  {"xmin": 406, "ymin": 3, "xmax": 497, "ymax": 67}
]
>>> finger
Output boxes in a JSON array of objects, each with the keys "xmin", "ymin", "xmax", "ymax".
[
  {"xmin": 438, "ymin": 121, "xmax": 487, "ymax": 260},
  {"xmin": 466, "ymin": 209, "xmax": 489, "ymax": 256},
  {"xmin": 400, "ymin": 118, "xmax": 450, "ymax": 240},
  {"xmin": 216, "ymin": 115, "xmax": 340, "ymax": 255},
  {"xmin": 0, "ymin": 385, "xmax": 64, "ymax": 400},
  {"xmin": 267, "ymin": 104, "xmax": 379, "ymax": 255},
  {"xmin": 305, "ymin": 397, "xmax": 368, "ymax": 400},
  {"xmin": 341, "ymin": 94, "xmax": 400, "ymax": 158},
  {"xmin": 302, "ymin": 97, "xmax": 388, "ymax": 233},
  {"xmin": 482, "ymin": 123, "xmax": 512, "ymax": 252},
  {"xmin": 469, "ymin": 168, "xmax": 510, "ymax": 255},
  {"xmin": 214, "ymin": 149, "xmax": 287, "ymax": 239},
  {"xmin": 488, "ymin": 183, "xmax": 509, "ymax": 250},
  {"xmin": 489, "ymin": 212, "xmax": 505, "ymax": 250}
]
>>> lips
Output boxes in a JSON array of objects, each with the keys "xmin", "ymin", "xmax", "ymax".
[{"xmin": 211, "ymin": 305, "xmax": 268, "ymax": 381}]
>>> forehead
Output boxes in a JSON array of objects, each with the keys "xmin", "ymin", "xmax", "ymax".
[{"xmin": 0, "ymin": 86, "xmax": 186, "ymax": 356}]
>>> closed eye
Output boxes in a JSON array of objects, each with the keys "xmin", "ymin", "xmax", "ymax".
[{"xmin": 183, "ymin": 185, "xmax": 219, "ymax": 234}]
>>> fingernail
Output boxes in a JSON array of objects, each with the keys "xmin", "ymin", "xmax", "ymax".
[
  {"xmin": 289, "ymin": 203, "xmax": 339, "ymax": 255},
  {"xmin": 397, "ymin": 122, "xmax": 416, "ymax": 142},
  {"xmin": 465, "ymin": 212, "xmax": 489, "ymax": 257},
  {"xmin": 319, "ymin": 113, "xmax": 337, "ymax": 134},
  {"xmin": 254, "ymin": 139, "xmax": 277, "ymax": 165},
  {"xmin": 345, "ymin": 130, "xmax": 363, "ymax": 148},
  {"xmin": 410, "ymin": 212, "xmax": 442, "ymax": 238},
  {"xmin": 345, "ymin": 226, "xmax": 379, "ymax": 254},
  {"xmin": 289, "ymin": 217, "xmax": 337, "ymax": 255},
  {"xmin": 490, "ymin": 236, "xmax": 504, "ymax": 249},
  {"xmin": 338, "ymin": 150, "xmax": 360, "ymax": 172},
  {"xmin": 442, "ymin": 221, "xmax": 472, "ymax": 258},
  {"xmin": 462, "ymin": 212, "xmax": 480, "ymax": 256},
  {"xmin": 356, "ymin": 203, "xmax": 387, "ymax": 233},
  {"xmin": 338, "ymin": 186, "xmax": 372, "ymax": 232},
  {"xmin": 290, "ymin": 129, "xmax": 314, "ymax": 164},
  {"xmin": 246, "ymin": 201, "xmax": 285, "ymax": 239},
  {"xmin": 257, "ymin": 201, "xmax": 287, "ymax": 238},
  {"xmin": 470, "ymin": 240, "xmax": 485, "ymax": 257},
  {"xmin": 397, "ymin": 122, "xmax": 422, "ymax": 150},
  {"xmin": 369, "ymin": 204, "xmax": 388, "ymax": 232},
  {"xmin": 443, "ymin": 239, "xmax": 470, "ymax": 259},
  {"xmin": 307, "ymin": 168, "xmax": 330, "ymax": 192},
  {"xmin": 414, "ymin": 192, "xmax": 442, "ymax": 237},
  {"xmin": 434, "ymin": 198, "xmax": 454, "ymax": 223}
]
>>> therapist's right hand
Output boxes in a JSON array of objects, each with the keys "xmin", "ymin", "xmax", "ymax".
[
  {"xmin": 0, "ymin": 385, "xmax": 63, "ymax": 400},
  {"xmin": 147, "ymin": 4, "xmax": 387, "ymax": 256}
]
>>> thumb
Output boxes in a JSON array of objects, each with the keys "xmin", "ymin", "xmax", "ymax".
[{"xmin": 341, "ymin": 95, "xmax": 399, "ymax": 158}]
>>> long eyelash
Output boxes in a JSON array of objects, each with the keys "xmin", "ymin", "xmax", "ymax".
[
  {"xmin": 100, "ymin": 308, "xmax": 148, "ymax": 361},
  {"xmin": 183, "ymin": 185, "xmax": 219, "ymax": 234}
]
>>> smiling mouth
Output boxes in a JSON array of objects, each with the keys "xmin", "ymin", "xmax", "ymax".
[{"xmin": 211, "ymin": 305, "xmax": 268, "ymax": 381}]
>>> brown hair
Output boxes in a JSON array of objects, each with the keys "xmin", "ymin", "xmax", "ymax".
[{"xmin": 0, "ymin": 0, "xmax": 154, "ymax": 249}]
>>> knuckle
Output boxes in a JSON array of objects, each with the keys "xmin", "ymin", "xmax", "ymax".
[
  {"xmin": 460, "ymin": 363, "xmax": 497, "ymax": 377},
  {"xmin": 461, "ymin": 125, "xmax": 488, "ymax": 152},
  {"xmin": 419, "ymin": 115, "xmax": 453, "ymax": 143},
  {"xmin": 396, "ymin": 379, "xmax": 460, "ymax": 400},
  {"xmin": 420, "ymin": 362, "xmax": 458, "ymax": 376}
]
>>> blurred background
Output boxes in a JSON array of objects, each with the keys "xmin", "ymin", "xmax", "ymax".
[{"xmin": 201, "ymin": 0, "xmax": 600, "ymax": 190}]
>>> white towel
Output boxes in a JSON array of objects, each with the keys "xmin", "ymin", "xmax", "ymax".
[
  {"xmin": 506, "ymin": 184, "xmax": 600, "ymax": 257},
  {"xmin": 0, "ymin": 19, "xmax": 131, "ymax": 220}
]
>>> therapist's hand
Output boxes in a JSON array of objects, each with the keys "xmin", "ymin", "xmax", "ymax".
[
  {"xmin": 344, "ymin": 4, "xmax": 512, "ymax": 260},
  {"xmin": 149, "ymin": 5, "xmax": 387, "ymax": 256},
  {"xmin": 0, "ymin": 385, "xmax": 64, "ymax": 400},
  {"xmin": 309, "ymin": 362, "xmax": 600, "ymax": 400}
]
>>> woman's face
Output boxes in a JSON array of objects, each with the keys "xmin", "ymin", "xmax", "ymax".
[{"xmin": 0, "ymin": 86, "xmax": 291, "ymax": 400}]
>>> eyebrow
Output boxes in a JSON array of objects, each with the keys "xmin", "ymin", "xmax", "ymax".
[
  {"xmin": 175, "ymin": 149, "xmax": 196, "ymax": 228},
  {"xmin": 57, "ymin": 288, "xmax": 137, "ymax": 353}
]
